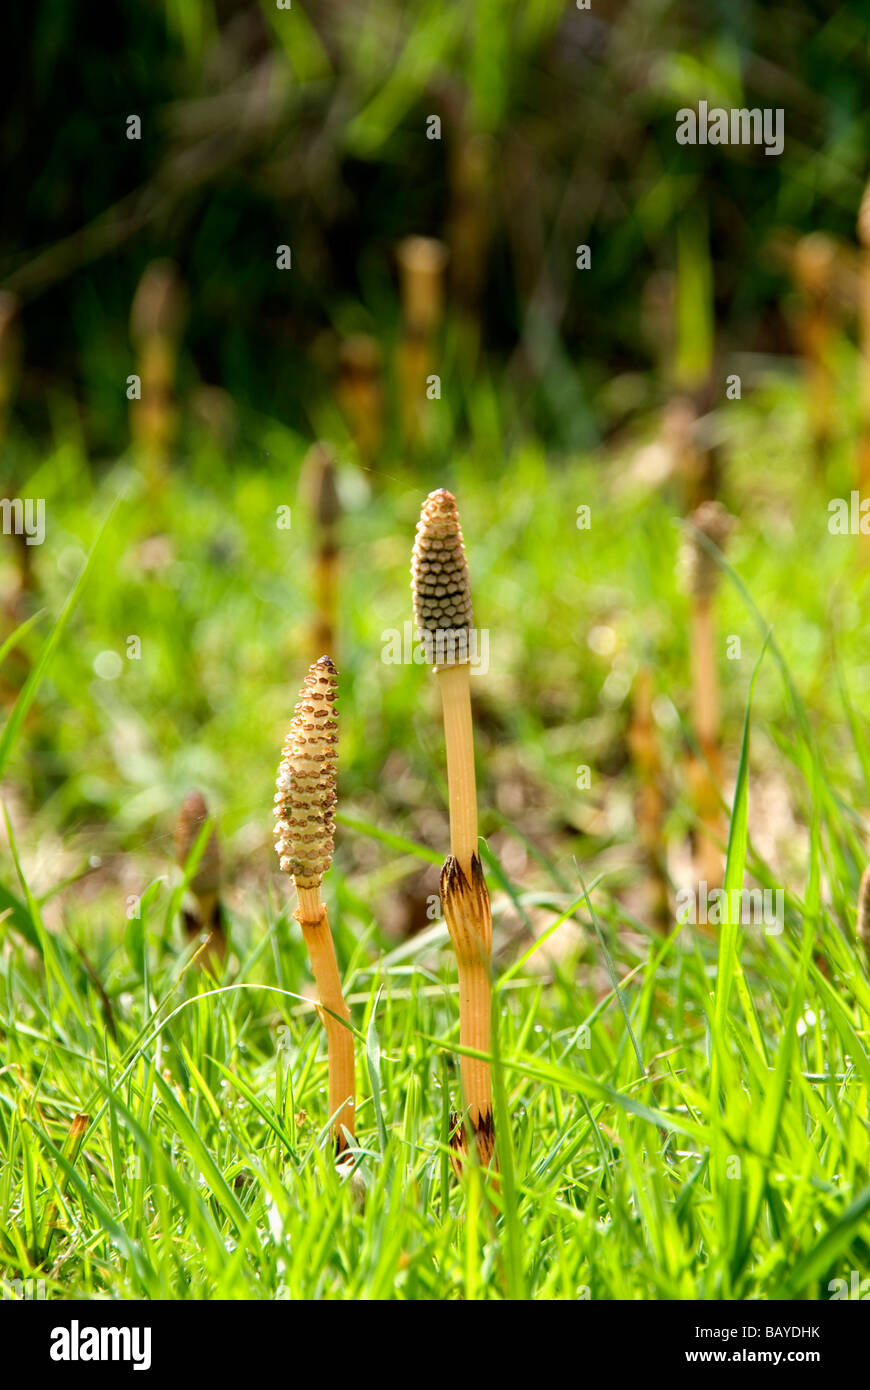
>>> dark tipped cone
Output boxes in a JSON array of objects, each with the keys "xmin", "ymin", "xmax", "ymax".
[{"xmin": 411, "ymin": 490, "xmax": 474, "ymax": 639}]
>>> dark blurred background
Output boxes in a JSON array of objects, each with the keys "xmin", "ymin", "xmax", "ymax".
[{"xmin": 5, "ymin": 0, "xmax": 870, "ymax": 458}]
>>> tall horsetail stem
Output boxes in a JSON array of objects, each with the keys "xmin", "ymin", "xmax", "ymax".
[
  {"xmin": 412, "ymin": 490, "xmax": 495, "ymax": 1169},
  {"xmin": 680, "ymin": 500, "xmax": 733, "ymax": 889},
  {"xmin": 274, "ymin": 656, "xmax": 355, "ymax": 1152}
]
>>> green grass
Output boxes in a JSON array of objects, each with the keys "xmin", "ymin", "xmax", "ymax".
[{"xmin": 2, "ymin": 371, "xmax": 870, "ymax": 1299}]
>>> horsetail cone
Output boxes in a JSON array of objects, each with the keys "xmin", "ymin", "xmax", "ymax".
[
  {"xmin": 273, "ymin": 656, "xmax": 338, "ymax": 889},
  {"xmin": 412, "ymin": 489, "xmax": 474, "ymax": 644}
]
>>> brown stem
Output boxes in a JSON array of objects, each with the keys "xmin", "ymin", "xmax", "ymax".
[
  {"xmin": 399, "ymin": 335, "xmax": 430, "ymax": 446},
  {"xmin": 690, "ymin": 594, "xmax": 723, "ymax": 887},
  {"xmin": 802, "ymin": 308, "xmax": 834, "ymax": 464},
  {"xmin": 436, "ymin": 663, "xmax": 479, "ymax": 879},
  {"xmin": 440, "ymin": 855, "xmax": 495, "ymax": 1169},
  {"xmin": 313, "ymin": 530, "xmax": 338, "ymax": 658},
  {"xmin": 436, "ymin": 663, "xmax": 495, "ymax": 1168},
  {"xmin": 457, "ymin": 959, "xmax": 492, "ymax": 1133},
  {"xmin": 296, "ymin": 884, "xmax": 355, "ymax": 1152},
  {"xmin": 691, "ymin": 595, "xmax": 717, "ymax": 754}
]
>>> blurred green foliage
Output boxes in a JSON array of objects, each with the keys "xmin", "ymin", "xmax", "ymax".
[
  {"xmin": 4, "ymin": 0, "xmax": 870, "ymax": 452},
  {"xmin": 5, "ymin": 3, "xmax": 870, "ymax": 1303}
]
